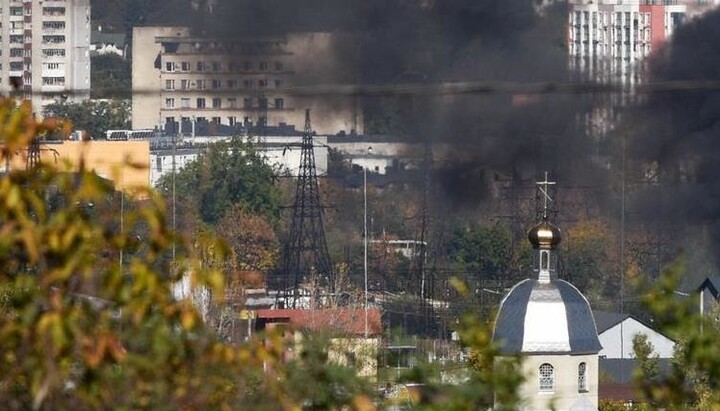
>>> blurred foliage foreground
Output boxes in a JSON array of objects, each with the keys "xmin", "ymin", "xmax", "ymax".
[{"xmin": 0, "ymin": 99, "xmax": 528, "ymax": 410}]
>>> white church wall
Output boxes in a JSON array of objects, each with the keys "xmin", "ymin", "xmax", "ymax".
[{"xmin": 514, "ymin": 354, "xmax": 598, "ymax": 411}]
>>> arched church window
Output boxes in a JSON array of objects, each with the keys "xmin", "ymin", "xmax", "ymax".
[
  {"xmin": 539, "ymin": 363, "xmax": 554, "ymax": 392},
  {"xmin": 578, "ymin": 362, "xmax": 588, "ymax": 392},
  {"xmin": 540, "ymin": 250, "xmax": 549, "ymax": 271}
]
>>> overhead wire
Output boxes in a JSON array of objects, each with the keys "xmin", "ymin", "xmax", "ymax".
[{"xmin": 8, "ymin": 79, "xmax": 720, "ymax": 99}]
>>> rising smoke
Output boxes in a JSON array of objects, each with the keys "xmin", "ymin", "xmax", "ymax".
[
  {"xmin": 135, "ymin": 0, "xmax": 607, "ymax": 207},
  {"xmin": 627, "ymin": 8, "xmax": 720, "ymax": 273}
]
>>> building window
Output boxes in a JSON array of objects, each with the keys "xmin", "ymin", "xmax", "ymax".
[
  {"xmin": 275, "ymin": 62, "xmax": 283, "ymax": 71},
  {"xmin": 211, "ymin": 79, "xmax": 221, "ymax": 89},
  {"xmin": 227, "ymin": 80, "xmax": 237, "ymax": 89},
  {"xmin": 180, "ymin": 79, "xmax": 188, "ymax": 90},
  {"xmin": 9, "ymin": 62, "xmax": 23, "ymax": 71},
  {"xmin": 212, "ymin": 117, "xmax": 221, "ymax": 124},
  {"xmin": 10, "ymin": 49, "xmax": 24, "ymax": 57},
  {"xmin": 258, "ymin": 79, "xmax": 267, "ymax": 88},
  {"xmin": 165, "ymin": 79, "xmax": 175, "ymax": 90},
  {"xmin": 212, "ymin": 98, "xmax": 221, "ymax": 109},
  {"xmin": 165, "ymin": 98, "xmax": 175, "ymax": 108},
  {"xmin": 275, "ymin": 79, "xmax": 284, "ymax": 88},
  {"xmin": 197, "ymin": 98, "xmax": 206, "ymax": 108},
  {"xmin": 195, "ymin": 80, "xmax": 204, "ymax": 90},
  {"xmin": 259, "ymin": 62, "xmax": 268, "ymax": 71},
  {"xmin": 166, "ymin": 62, "xmax": 175, "ymax": 72},
  {"xmin": 274, "ymin": 98, "xmax": 284, "ymax": 109},
  {"xmin": 181, "ymin": 98, "xmax": 190, "ymax": 108},
  {"xmin": 243, "ymin": 61, "xmax": 252, "ymax": 71},
  {"xmin": 43, "ymin": 49, "xmax": 66, "ymax": 57},
  {"xmin": 228, "ymin": 116, "xmax": 237, "ymax": 126},
  {"xmin": 10, "ymin": 35, "xmax": 24, "ymax": 44},
  {"xmin": 43, "ymin": 7, "xmax": 66, "ymax": 16},
  {"xmin": 243, "ymin": 98, "xmax": 252, "ymax": 108},
  {"xmin": 197, "ymin": 61, "xmax": 204, "ymax": 72},
  {"xmin": 539, "ymin": 363, "xmax": 554, "ymax": 393},
  {"xmin": 10, "ymin": 7, "xmax": 23, "ymax": 16},
  {"xmin": 42, "ymin": 77, "xmax": 65, "ymax": 86},
  {"xmin": 42, "ymin": 35, "xmax": 65, "ymax": 44},
  {"xmin": 228, "ymin": 98, "xmax": 237, "ymax": 108},
  {"xmin": 44, "ymin": 63, "xmax": 62, "ymax": 70},
  {"xmin": 243, "ymin": 79, "xmax": 252, "ymax": 89},
  {"xmin": 578, "ymin": 363, "xmax": 588, "ymax": 392},
  {"xmin": 42, "ymin": 21, "xmax": 65, "ymax": 30},
  {"xmin": 181, "ymin": 62, "xmax": 190, "ymax": 71},
  {"xmin": 212, "ymin": 61, "xmax": 220, "ymax": 71}
]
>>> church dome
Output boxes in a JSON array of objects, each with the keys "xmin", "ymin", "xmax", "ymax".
[
  {"xmin": 527, "ymin": 220, "xmax": 561, "ymax": 249},
  {"xmin": 493, "ymin": 278, "xmax": 602, "ymax": 355}
]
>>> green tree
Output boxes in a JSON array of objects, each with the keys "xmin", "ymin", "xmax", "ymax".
[
  {"xmin": 632, "ymin": 333, "xmax": 660, "ymax": 382},
  {"xmin": 637, "ymin": 259, "xmax": 720, "ymax": 409},
  {"xmin": 43, "ymin": 99, "xmax": 131, "ymax": 140},
  {"xmin": 156, "ymin": 137, "xmax": 280, "ymax": 225},
  {"xmin": 91, "ymin": 54, "xmax": 131, "ymax": 99},
  {"xmin": 446, "ymin": 222, "xmax": 512, "ymax": 280}
]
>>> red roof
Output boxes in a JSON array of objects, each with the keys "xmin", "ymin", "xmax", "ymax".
[
  {"xmin": 599, "ymin": 382, "xmax": 639, "ymax": 402},
  {"xmin": 257, "ymin": 308, "xmax": 382, "ymax": 336}
]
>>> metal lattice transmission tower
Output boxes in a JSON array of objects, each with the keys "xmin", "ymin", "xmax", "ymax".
[{"xmin": 281, "ymin": 109, "xmax": 334, "ymax": 308}]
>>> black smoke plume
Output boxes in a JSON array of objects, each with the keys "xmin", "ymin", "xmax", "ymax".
[
  {"xmin": 628, "ymin": 8, "xmax": 720, "ymax": 273},
  {"xmin": 132, "ymin": 0, "xmax": 606, "ymax": 208}
]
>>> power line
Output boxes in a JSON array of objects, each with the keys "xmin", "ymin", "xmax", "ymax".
[{"xmin": 9, "ymin": 79, "xmax": 720, "ymax": 99}]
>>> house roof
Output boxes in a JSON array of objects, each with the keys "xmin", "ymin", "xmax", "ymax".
[
  {"xmin": 593, "ymin": 310, "xmax": 631, "ymax": 334},
  {"xmin": 257, "ymin": 308, "xmax": 383, "ymax": 337},
  {"xmin": 698, "ymin": 276, "xmax": 720, "ymax": 299}
]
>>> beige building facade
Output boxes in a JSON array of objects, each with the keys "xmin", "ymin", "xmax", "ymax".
[
  {"xmin": 0, "ymin": 0, "xmax": 91, "ymax": 112},
  {"xmin": 3, "ymin": 140, "xmax": 150, "ymax": 195},
  {"xmin": 132, "ymin": 27, "xmax": 361, "ymax": 135}
]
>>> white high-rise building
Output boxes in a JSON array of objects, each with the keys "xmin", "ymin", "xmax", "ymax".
[
  {"xmin": 568, "ymin": 0, "xmax": 687, "ymax": 88},
  {"xmin": 0, "ymin": 0, "xmax": 91, "ymax": 111}
]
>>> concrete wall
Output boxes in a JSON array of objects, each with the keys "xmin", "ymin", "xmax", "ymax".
[{"xmin": 132, "ymin": 26, "xmax": 190, "ymax": 130}]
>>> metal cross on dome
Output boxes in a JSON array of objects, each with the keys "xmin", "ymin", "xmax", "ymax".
[{"xmin": 536, "ymin": 171, "xmax": 555, "ymax": 220}]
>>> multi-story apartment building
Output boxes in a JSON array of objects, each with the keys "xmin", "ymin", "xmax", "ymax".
[
  {"xmin": 132, "ymin": 27, "xmax": 361, "ymax": 135},
  {"xmin": 0, "ymin": 0, "xmax": 91, "ymax": 111},
  {"xmin": 568, "ymin": 0, "xmax": 687, "ymax": 88}
]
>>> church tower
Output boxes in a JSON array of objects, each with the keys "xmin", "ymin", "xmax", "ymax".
[{"xmin": 493, "ymin": 175, "xmax": 602, "ymax": 411}]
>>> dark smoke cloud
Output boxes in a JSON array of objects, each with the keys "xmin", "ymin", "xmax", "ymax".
[
  {"xmin": 628, "ymin": 8, "xmax": 720, "ymax": 270},
  {"xmin": 146, "ymin": 0, "xmax": 606, "ymax": 208}
]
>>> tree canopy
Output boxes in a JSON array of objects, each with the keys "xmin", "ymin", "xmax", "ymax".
[
  {"xmin": 43, "ymin": 99, "xmax": 131, "ymax": 140},
  {"xmin": 156, "ymin": 137, "xmax": 281, "ymax": 226}
]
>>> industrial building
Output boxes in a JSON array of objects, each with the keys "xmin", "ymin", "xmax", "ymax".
[{"xmin": 0, "ymin": 0, "xmax": 91, "ymax": 111}]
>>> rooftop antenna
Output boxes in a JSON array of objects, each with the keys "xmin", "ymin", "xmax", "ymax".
[{"xmin": 280, "ymin": 109, "xmax": 333, "ymax": 308}]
